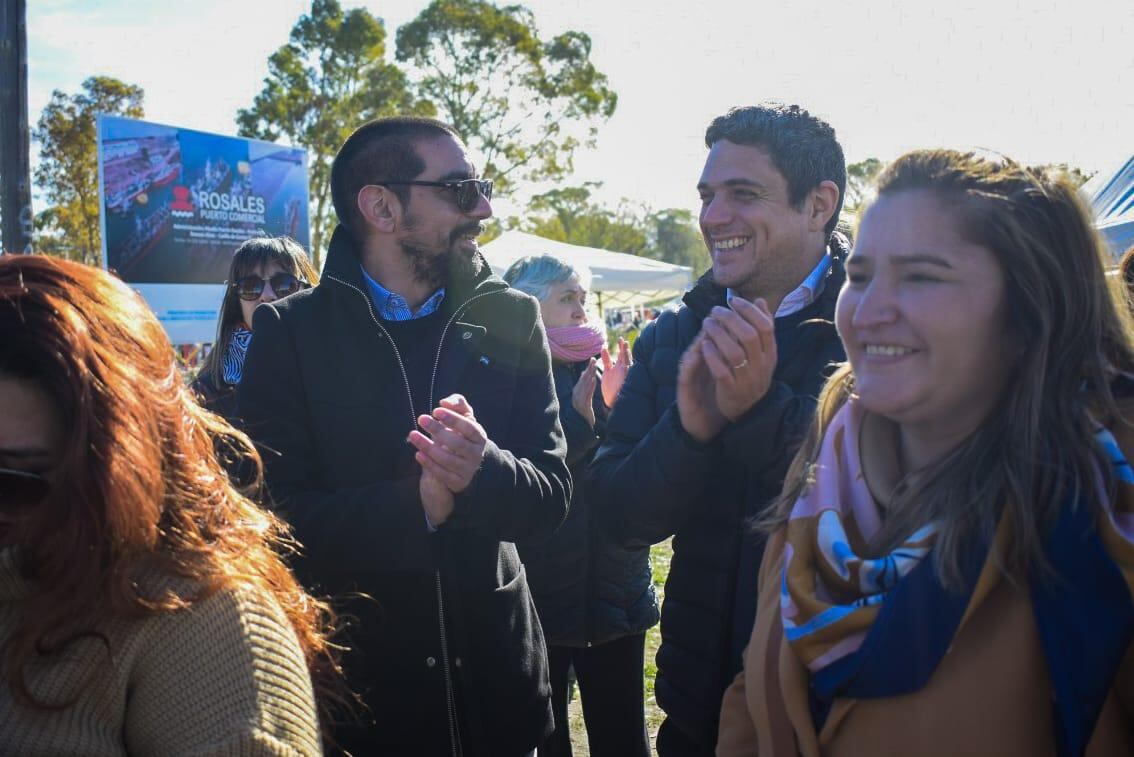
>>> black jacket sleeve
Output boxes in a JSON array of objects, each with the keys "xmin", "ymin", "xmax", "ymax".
[
  {"xmin": 717, "ymin": 380, "xmax": 814, "ymax": 482},
  {"xmin": 450, "ymin": 299, "xmax": 571, "ymax": 543},
  {"xmin": 718, "ymin": 329, "xmax": 846, "ymax": 487},
  {"xmin": 586, "ymin": 319, "xmax": 718, "ymax": 549},
  {"xmin": 237, "ymin": 303, "xmax": 435, "ymax": 576},
  {"xmin": 555, "ymin": 364, "xmax": 603, "ymax": 468}
]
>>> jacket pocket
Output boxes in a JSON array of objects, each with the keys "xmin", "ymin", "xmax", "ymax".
[
  {"xmin": 468, "ymin": 564, "xmax": 551, "ymax": 725},
  {"xmin": 493, "ymin": 565, "xmax": 547, "ymax": 684}
]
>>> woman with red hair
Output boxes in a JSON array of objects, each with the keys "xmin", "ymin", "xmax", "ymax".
[{"xmin": 0, "ymin": 254, "xmax": 338, "ymax": 755}]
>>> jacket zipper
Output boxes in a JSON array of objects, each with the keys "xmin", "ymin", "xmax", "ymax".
[
  {"xmin": 324, "ymin": 274, "xmax": 417, "ymax": 430},
  {"xmin": 327, "ymin": 274, "xmax": 501, "ymax": 757},
  {"xmin": 436, "ymin": 572, "xmax": 462, "ymax": 757},
  {"xmin": 428, "ymin": 289, "xmax": 496, "ymax": 757}
]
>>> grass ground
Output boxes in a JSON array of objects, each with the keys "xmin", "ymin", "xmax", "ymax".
[{"xmin": 567, "ymin": 538, "xmax": 672, "ymax": 756}]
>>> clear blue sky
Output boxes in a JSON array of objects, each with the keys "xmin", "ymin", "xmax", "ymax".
[{"xmin": 28, "ymin": 0, "xmax": 1134, "ymax": 217}]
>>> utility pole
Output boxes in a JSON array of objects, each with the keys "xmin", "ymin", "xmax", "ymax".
[{"xmin": 0, "ymin": 0, "xmax": 32, "ymax": 254}]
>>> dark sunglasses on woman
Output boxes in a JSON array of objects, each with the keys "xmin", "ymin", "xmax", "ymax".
[
  {"xmin": 231, "ymin": 273, "xmax": 309, "ymax": 301},
  {"xmin": 378, "ymin": 178, "xmax": 493, "ymax": 214},
  {"xmin": 0, "ymin": 468, "xmax": 49, "ymax": 511}
]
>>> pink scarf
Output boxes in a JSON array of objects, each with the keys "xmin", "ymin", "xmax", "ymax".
[{"xmin": 546, "ymin": 322, "xmax": 605, "ymax": 363}]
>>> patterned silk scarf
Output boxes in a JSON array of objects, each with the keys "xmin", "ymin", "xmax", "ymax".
[
  {"xmin": 221, "ymin": 326, "xmax": 253, "ymax": 386},
  {"xmin": 782, "ymin": 397, "xmax": 1134, "ymax": 755}
]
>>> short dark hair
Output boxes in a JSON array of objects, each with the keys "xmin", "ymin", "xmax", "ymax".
[
  {"xmin": 330, "ymin": 116, "xmax": 460, "ymax": 236},
  {"xmin": 705, "ymin": 104, "xmax": 846, "ymax": 238}
]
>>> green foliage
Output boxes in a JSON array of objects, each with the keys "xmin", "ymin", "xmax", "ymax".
[
  {"xmin": 647, "ymin": 208, "xmax": 710, "ymax": 275},
  {"xmin": 840, "ymin": 158, "xmax": 1092, "ymax": 235},
  {"xmin": 237, "ymin": 0, "xmax": 432, "ymax": 266},
  {"xmin": 33, "ymin": 76, "xmax": 144, "ymax": 266},
  {"xmin": 396, "ymin": 0, "xmax": 617, "ymax": 194},
  {"xmin": 517, "ymin": 183, "xmax": 709, "ymax": 277},
  {"xmin": 844, "ymin": 157, "xmax": 884, "ymax": 215},
  {"xmin": 645, "ymin": 538, "xmax": 671, "ymax": 735},
  {"xmin": 523, "ymin": 183, "xmax": 648, "ymax": 254},
  {"xmin": 480, "ymin": 217, "xmax": 506, "ymax": 244}
]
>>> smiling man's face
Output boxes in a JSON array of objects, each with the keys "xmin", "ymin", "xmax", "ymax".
[{"xmin": 697, "ymin": 139, "xmax": 813, "ymax": 302}]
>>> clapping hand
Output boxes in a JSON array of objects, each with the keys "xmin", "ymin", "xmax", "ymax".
[
  {"xmin": 698, "ymin": 296, "xmax": 777, "ymax": 421},
  {"xmin": 572, "ymin": 358, "xmax": 599, "ymax": 428},
  {"xmin": 600, "ymin": 337, "xmax": 632, "ymax": 409},
  {"xmin": 676, "ymin": 332, "xmax": 728, "ymax": 443},
  {"xmin": 408, "ymin": 394, "xmax": 489, "ymax": 527},
  {"xmin": 417, "ymin": 468, "xmax": 454, "ymax": 528}
]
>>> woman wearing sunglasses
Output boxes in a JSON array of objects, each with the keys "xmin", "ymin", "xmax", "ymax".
[
  {"xmin": 716, "ymin": 149, "xmax": 1134, "ymax": 756},
  {"xmin": 0, "ymin": 254, "xmax": 339, "ymax": 754},
  {"xmin": 193, "ymin": 236, "xmax": 317, "ymax": 423}
]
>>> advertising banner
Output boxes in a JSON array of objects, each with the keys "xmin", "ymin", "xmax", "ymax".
[{"xmin": 97, "ymin": 115, "xmax": 310, "ymax": 343}]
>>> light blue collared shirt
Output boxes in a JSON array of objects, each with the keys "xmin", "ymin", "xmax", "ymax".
[
  {"xmin": 360, "ymin": 264, "xmax": 445, "ymax": 321},
  {"xmin": 727, "ymin": 253, "xmax": 832, "ymax": 318},
  {"xmin": 775, "ymin": 253, "xmax": 832, "ymax": 318}
]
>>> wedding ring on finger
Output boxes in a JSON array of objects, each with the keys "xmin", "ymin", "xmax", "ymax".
[{"xmin": 732, "ymin": 359, "xmax": 749, "ymax": 370}]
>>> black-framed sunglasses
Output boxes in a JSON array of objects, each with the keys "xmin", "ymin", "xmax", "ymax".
[
  {"xmin": 0, "ymin": 467, "xmax": 49, "ymax": 511},
  {"xmin": 230, "ymin": 273, "xmax": 309, "ymax": 301},
  {"xmin": 378, "ymin": 179, "xmax": 493, "ymax": 213}
]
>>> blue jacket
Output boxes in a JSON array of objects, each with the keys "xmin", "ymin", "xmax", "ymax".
[{"xmin": 587, "ymin": 241, "xmax": 848, "ymax": 752}]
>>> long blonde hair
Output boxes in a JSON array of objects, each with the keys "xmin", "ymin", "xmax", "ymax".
[{"xmin": 766, "ymin": 150, "xmax": 1134, "ymax": 588}]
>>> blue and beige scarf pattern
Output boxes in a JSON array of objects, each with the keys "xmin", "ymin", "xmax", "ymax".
[{"xmin": 782, "ymin": 397, "xmax": 1134, "ymax": 755}]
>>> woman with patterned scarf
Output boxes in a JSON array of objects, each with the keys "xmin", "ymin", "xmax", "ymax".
[
  {"xmin": 717, "ymin": 149, "xmax": 1134, "ymax": 756},
  {"xmin": 504, "ymin": 255, "xmax": 656, "ymax": 757},
  {"xmin": 193, "ymin": 236, "xmax": 317, "ymax": 424}
]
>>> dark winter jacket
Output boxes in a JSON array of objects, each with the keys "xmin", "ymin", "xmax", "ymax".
[
  {"xmin": 517, "ymin": 360, "xmax": 659, "ymax": 648},
  {"xmin": 190, "ymin": 370, "xmax": 238, "ymax": 425},
  {"xmin": 237, "ymin": 225, "xmax": 571, "ymax": 757},
  {"xmin": 587, "ymin": 243, "xmax": 848, "ymax": 753}
]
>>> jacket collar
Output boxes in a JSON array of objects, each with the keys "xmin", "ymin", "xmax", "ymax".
[
  {"xmin": 682, "ymin": 231, "xmax": 850, "ymax": 319},
  {"xmin": 321, "ymin": 224, "xmax": 508, "ymax": 312}
]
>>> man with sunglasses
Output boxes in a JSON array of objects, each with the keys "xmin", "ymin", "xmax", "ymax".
[{"xmin": 238, "ymin": 117, "xmax": 569, "ymax": 756}]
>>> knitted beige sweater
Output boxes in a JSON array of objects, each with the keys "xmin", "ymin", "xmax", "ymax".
[{"xmin": 0, "ymin": 548, "xmax": 322, "ymax": 756}]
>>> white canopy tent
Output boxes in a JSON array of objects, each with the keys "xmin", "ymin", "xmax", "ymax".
[
  {"xmin": 480, "ymin": 231, "xmax": 694, "ymax": 310},
  {"xmin": 1085, "ymin": 155, "xmax": 1134, "ymax": 260}
]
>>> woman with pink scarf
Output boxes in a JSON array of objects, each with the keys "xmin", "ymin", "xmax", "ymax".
[{"xmin": 505, "ymin": 255, "xmax": 657, "ymax": 757}]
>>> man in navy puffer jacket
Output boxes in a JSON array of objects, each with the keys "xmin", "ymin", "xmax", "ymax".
[{"xmin": 588, "ymin": 103, "xmax": 849, "ymax": 756}]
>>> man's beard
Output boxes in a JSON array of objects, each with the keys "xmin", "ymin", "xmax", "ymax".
[
  {"xmin": 400, "ymin": 220, "xmax": 482, "ymax": 290},
  {"xmin": 400, "ymin": 240, "xmax": 453, "ymax": 290}
]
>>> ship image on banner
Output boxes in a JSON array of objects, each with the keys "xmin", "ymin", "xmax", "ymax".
[{"xmin": 97, "ymin": 116, "xmax": 310, "ymax": 343}]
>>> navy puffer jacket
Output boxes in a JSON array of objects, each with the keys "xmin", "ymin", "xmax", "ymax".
[{"xmin": 587, "ymin": 239, "xmax": 848, "ymax": 752}]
